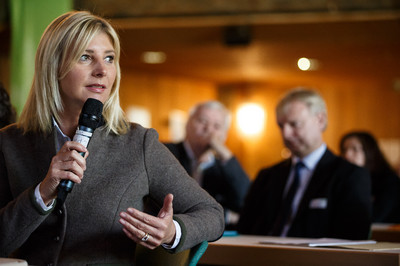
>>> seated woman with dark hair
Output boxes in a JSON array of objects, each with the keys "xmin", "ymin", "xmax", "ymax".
[{"xmin": 340, "ymin": 131, "xmax": 400, "ymax": 223}]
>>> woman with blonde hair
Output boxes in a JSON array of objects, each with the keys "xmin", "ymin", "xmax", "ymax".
[{"xmin": 0, "ymin": 11, "xmax": 224, "ymax": 265}]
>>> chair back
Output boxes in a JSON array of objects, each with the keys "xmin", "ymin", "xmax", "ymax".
[{"xmin": 188, "ymin": 241, "xmax": 208, "ymax": 266}]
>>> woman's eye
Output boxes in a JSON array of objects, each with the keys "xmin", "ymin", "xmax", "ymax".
[
  {"xmin": 80, "ymin": 54, "xmax": 90, "ymax": 61},
  {"xmin": 105, "ymin": 55, "xmax": 114, "ymax": 63}
]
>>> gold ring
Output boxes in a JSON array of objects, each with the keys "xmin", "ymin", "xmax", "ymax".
[{"xmin": 141, "ymin": 232, "xmax": 150, "ymax": 242}]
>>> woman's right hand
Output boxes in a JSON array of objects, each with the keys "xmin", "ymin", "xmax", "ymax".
[{"xmin": 39, "ymin": 141, "xmax": 88, "ymax": 205}]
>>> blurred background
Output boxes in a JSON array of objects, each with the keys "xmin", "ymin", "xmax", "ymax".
[{"xmin": 1, "ymin": 0, "xmax": 400, "ymax": 178}]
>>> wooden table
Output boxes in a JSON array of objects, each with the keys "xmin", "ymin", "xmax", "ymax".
[
  {"xmin": 199, "ymin": 235, "xmax": 400, "ymax": 266},
  {"xmin": 371, "ymin": 223, "xmax": 400, "ymax": 243}
]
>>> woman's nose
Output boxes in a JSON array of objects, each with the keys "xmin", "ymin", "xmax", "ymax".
[
  {"xmin": 343, "ymin": 150, "xmax": 353, "ymax": 161},
  {"xmin": 92, "ymin": 61, "xmax": 107, "ymax": 77}
]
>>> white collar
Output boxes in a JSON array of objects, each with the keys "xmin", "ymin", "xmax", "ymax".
[
  {"xmin": 292, "ymin": 143, "xmax": 327, "ymax": 171},
  {"xmin": 52, "ymin": 117, "xmax": 70, "ymax": 140}
]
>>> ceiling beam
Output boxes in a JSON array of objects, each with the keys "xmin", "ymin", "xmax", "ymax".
[{"xmin": 110, "ymin": 9, "xmax": 400, "ymax": 29}]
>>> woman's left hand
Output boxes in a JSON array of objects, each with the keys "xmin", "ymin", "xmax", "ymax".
[{"xmin": 119, "ymin": 193, "xmax": 176, "ymax": 249}]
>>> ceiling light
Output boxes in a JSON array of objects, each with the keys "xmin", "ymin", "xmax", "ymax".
[
  {"xmin": 297, "ymin": 57, "xmax": 319, "ymax": 71},
  {"xmin": 141, "ymin": 51, "xmax": 166, "ymax": 64}
]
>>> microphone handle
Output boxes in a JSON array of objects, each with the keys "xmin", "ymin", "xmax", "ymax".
[{"xmin": 56, "ymin": 126, "xmax": 93, "ymax": 206}]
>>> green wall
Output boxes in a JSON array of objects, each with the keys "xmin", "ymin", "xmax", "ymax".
[{"xmin": 10, "ymin": 0, "xmax": 72, "ymax": 114}]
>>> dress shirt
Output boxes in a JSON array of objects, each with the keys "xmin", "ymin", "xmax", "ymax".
[
  {"xmin": 34, "ymin": 119, "xmax": 181, "ymax": 249},
  {"xmin": 281, "ymin": 143, "xmax": 327, "ymax": 236}
]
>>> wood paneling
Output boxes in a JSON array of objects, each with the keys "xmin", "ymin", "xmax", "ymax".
[
  {"xmin": 118, "ymin": 68, "xmax": 400, "ymax": 179},
  {"xmin": 218, "ymin": 81, "xmax": 400, "ymax": 178},
  {"xmin": 119, "ymin": 69, "xmax": 217, "ymax": 142}
]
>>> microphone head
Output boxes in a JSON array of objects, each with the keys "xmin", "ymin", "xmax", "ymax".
[{"xmin": 79, "ymin": 98, "xmax": 104, "ymax": 129}]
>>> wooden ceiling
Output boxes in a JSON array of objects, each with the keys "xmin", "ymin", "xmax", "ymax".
[
  {"xmin": 114, "ymin": 15, "xmax": 400, "ymax": 88},
  {"xmin": 60, "ymin": 2, "xmax": 400, "ymax": 87},
  {"xmin": 1, "ymin": 1, "xmax": 399, "ymax": 87}
]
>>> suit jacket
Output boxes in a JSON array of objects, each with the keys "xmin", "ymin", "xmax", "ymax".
[
  {"xmin": 237, "ymin": 149, "xmax": 372, "ymax": 240},
  {"xmin": 0, "ymin": 124, "xmax": 224, "ymax": 265},
  {"xmin": 164, "ymin": 142, "xmax": 250, "ymax": 213},
  {"xmin": 371, "ymin": 169, "xmax": 400, "ymax": 223}
]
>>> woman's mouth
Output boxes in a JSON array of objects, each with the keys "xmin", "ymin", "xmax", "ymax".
[{"xmin": 86, "ymin": 84, "xmax": 106, "ymax": 92}]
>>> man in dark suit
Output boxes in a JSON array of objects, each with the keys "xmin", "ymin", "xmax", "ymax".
[
  {"xmin": 165, "ymin": 100, "xmax": 250, "ymax": 228},
  {"xmin": 237, "ymin": 89, "xmax": 372, "ymax": 240}
]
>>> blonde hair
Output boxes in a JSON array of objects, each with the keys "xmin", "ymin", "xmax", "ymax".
[
  {"xmin": 18, "ymin": 11, "xmax": 129, "ymax": 135},
  {"xmin": 276, "ymin": 88, "xmax": 328, "ymax": 130}
]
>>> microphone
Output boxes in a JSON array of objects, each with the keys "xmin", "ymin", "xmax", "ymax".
[{"xmin": 56, "ymin": 98, "xmax": 103, "ymax": 206}]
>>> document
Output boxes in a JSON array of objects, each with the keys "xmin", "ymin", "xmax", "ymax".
[
  {"xmin": 259, "ymin": 237, "xmax": 377, "ymax": 247},
  {"xmin": 307, "ymin": 239, "xmax": 377, "ymax": 247},
  {"xmin": 335, "ymin": 242, "xmax": 400, "ymax": 251}
]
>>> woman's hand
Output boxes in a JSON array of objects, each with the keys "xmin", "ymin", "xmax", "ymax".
[
  {"xmin": 40, "ymin": 141, "xmax": 88, "ymax": 205},
  {"xmin": 119, "ymin": 194, "xmax": 176, "ymax": 249}
]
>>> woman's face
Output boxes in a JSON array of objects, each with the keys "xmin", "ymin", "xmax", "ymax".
[
  {"xmin": 341, "ymin": 136, "xmax": 366, "ymax": 167},
  {"xmin": 59, "ymin": 32, "xmax": 116, "ymax": 112}
]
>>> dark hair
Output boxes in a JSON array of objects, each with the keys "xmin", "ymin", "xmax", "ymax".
[
  {"xmin": 0, "ymin": 83, "xmax": 16, "ymax": 128},
  {"xmin": 339, "ymin": 131, "xmax": 394, "ymax": 175}
]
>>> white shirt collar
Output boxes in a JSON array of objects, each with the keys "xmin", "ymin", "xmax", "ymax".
[
  {"xmin": 292, "ymin": 143, "xmax": 327, "ymax": 171},
  {"xmin": 52, "ymin": 117, "xmax": 71, "ymax": 152}
]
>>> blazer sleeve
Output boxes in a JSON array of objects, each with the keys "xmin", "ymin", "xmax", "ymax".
[
  {"xmin": 142, "ymin": 129, "xmax": 225, "ymax": 252},
  {"xmin": 0, "ymin": 147, "xmax": 51, "ymax": 257}
]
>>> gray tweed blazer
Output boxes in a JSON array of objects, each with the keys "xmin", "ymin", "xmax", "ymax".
[{"xmin": 0, "ymin": 123, "xmax": 224, "ymax": 265}]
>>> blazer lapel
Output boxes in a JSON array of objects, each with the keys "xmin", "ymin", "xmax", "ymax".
[
  {"xmin": 295, "ymin": 149, "xmax": 337, "ymax": 216},
  {"xmin": 277, "ymin": 159, "xmax": 293, "ymax": 196},
  {"xmin": 270, "ymin": 160, "xmax": 292, "ymax": 215},
  {"xmin": 32, "ymin": 129, "xmax": 57, "ymax": 185}
]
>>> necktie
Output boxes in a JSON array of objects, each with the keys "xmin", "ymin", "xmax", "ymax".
[{"xmin": 271, "ymin": 161, "xmax": 305, "ymax": 236}]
